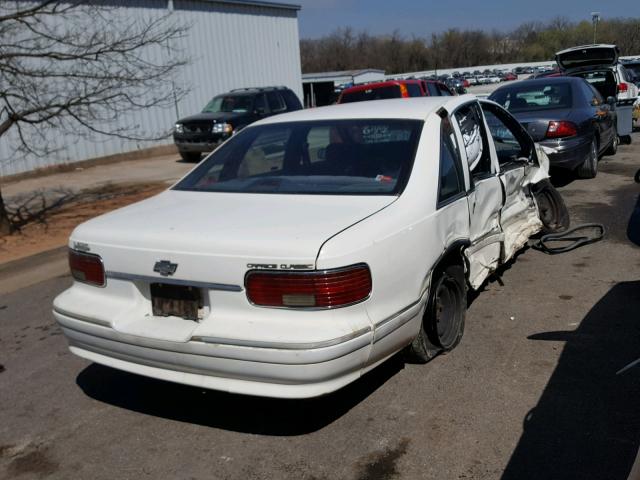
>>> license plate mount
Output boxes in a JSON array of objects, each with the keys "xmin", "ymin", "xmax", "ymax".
[{"xmin": 150, "ymin": 283, "xmax": 202, "ymax": 321}]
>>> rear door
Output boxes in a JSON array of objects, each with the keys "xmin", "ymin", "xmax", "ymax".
[
  {"xmin": 480, "ymin": 101, "xmax": 543, "ymax": 261},
  {"xmin": 452, "ymin": 101, "xmax": 503, "ymax": 289}
]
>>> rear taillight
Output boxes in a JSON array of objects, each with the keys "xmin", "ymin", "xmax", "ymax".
[
  {"xmin": 546, "ymin": 121, "xmax": 577, "ymax": 139},
  {"xmin": 618, "ymin": 83, "xmax": 629, "ymax": 93},
  {"xmin": 399, "ymin": 84, "xmax": 408, "ymax": 97},
  {"xmin": 69, "ymin": 249, "xmax": 105, "ymax": 287},
  {"xmin": 245, "ymin": 264, "xmax": 372, "ymax": 308}
]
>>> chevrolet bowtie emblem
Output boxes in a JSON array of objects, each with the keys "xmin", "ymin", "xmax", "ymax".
[{"xmin": 154, "ymin": 260, "xmax": 178, "ymax": 277}]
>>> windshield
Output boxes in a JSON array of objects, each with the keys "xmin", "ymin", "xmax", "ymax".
[
  {"xmin": 174, "ymin": 119, "xmax": 423, "ymax": 195},
  {"xmin": 202, "ymin": 95, "xmax": 253, "ymax": 113},
  {"xmin": 489, "ymin": 82, "xmax": 573, "ymax": 112}
]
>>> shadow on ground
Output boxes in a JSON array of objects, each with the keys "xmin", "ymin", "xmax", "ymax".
[
  {"xmin": 502, "ymin": 281, "xmax": 640, "ymax": 480},
  {"xmin": 76, "ymin": 352, "xmax": 404, "ymax": 436}
]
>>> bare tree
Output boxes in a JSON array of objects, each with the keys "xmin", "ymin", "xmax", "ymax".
[{"xmin": 0, "ymin": 1, "xmax": 189, "ymax": 235}]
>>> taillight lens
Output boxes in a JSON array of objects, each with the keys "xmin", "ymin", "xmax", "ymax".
[
  {"xmin": 245, "ymin": 264, "xmax": 372, "ymax": 308},
  {"xmin": 618, "ymin": 83, "xmax": 629, "ymax": 93},
  {"xmin": 546, "ymin": 121, "xmax": 577, "ymax": 139},
  {"xmin": 399, "ymin": 84, "xmax": 408, "ymax": 97},
  {"xmin": 69, "ymin": 249, "xmax": 105, "ymax": 287}
]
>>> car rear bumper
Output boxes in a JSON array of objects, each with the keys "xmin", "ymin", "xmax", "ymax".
[
  {"xmin": 538, "ymin": 135, "xmax": 592, "ymax": 170},
  {"xmin": 53, "ymin": 309, "xmax": 373, "ymax": 399}
]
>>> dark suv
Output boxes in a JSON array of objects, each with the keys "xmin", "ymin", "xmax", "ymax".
[{"xmin": 173, "ymin": 86, "xmax": 302, "ymax": 161}]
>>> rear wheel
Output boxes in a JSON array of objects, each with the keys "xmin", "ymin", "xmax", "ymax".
[
  {"xmin": 605, "ymin": 134, "xmax": 618, "ymax": 156},
  {"xmin": 180, "ymin": 151, "xmax": 202, "ymax": 162},
  {"xmin": 620, "ymin": 135, "xmax": 632, "ymax": 145},
  {"xmin": 533, "ymin": 179, "xmax": 570, "ymax": 234},
  {"xmin": 407, "ymin": 264, "xmax": 466, "ymax": 363},
  {"xmin": 576, "ymin": 138, "xmax": 598, "ymax": 179}
]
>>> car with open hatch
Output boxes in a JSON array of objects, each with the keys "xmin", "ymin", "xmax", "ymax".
[{"xmin": 54, "ymin": 96, "xmax": 568, "ymax": 399}]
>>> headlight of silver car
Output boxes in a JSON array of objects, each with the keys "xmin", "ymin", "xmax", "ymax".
[
  {"xmin": 212, "ymin": 122, "xmax": 233, "ymax": 134},
  {"xmin": 174, "ymin": 123, "xmax": 184, "ymax": 134}
]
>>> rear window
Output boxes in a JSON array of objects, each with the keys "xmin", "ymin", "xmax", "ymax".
[
  {"xmin": 174, "ymin": 120, "xmax": 423, "ymax": 195},
  {"xmin": 340, "ymin": 86, "xmax": 401, "ymax": 103},
  {"xmin": 489, "ymin": 82, "xmax": 573, "ymax": 112}
]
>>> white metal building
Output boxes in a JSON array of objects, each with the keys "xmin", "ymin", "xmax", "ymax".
[{"xmin": 1, "ymin": 0, "xmax": 303, "ymax": 177}]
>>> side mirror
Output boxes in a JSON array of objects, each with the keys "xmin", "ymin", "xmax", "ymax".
[{"xmin": 606, "ymin": 96, "xmax": 616, "ymax": 107}]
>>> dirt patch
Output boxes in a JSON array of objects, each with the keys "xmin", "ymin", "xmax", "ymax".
[
  {"xmin": 0, "ymin": 182, "xmax": 166, "ymax": 264},
  {"xmin": 355, "ymin": 438, "xmax": 410, "ymax": 480},
  {"xmin": 5, "ymin": 447, "xmax": 59, "ymax": 478}
]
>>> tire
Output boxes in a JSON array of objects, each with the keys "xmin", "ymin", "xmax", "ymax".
[
  {"xmin": 407, "ymin": 264, "xmax": 466, "ymax": 363},
  {"xmin": 576, "ymin": 138, "xmax": 598, "ymax": 179},
  {"xmin": 180, "ymin": 151, "xmax": 202, "ymax": 162},
  {"xmin": 533, "ymin": 179, "xmax": 570, "ymax": 234},
  {"xmin": 621, "ymin": 135, "xmax": 632, "ymax": 145},
  {"xmin": 605, "ymin": 134, "xmax": 618, "ymax": 156}
]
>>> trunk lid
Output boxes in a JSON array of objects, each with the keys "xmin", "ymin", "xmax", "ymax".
[
  {"xmin": 510, "ymin": 109, "xmax": 573, "ymax": 141},
  {"xmin": 556, "ymin": 44, "xmax": 619, "ymax": 72},
  {"xmin": 71, "ymin": 190, "xmax": 395, "ymax": 287}
]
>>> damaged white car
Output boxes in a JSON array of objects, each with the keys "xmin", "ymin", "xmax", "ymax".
[{"xmin": 53, "ymin": 96, "xmax": 568, "ymax": 398}]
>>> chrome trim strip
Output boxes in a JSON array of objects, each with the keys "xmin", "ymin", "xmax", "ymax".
[
  {"xmin": 53, "ymin": 307, "xmax": 111, "ymax": 327},
  {"xmin": 105, "ymin": 271, "xmax": 243, "ymax": 292},
  {"xmin": 192, "ymin": 326, "xmax": 372, "ymax": 350}
]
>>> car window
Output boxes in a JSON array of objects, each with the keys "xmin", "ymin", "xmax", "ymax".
[
  {"xmin": 454, "ymin": 103, "xmax": 492, "ymax": 177},
  {"xmin": 281, "ymin": 90, "xmax": 302, "ymax": 110},
  {"xmin": 426, "ymin": 83, "xmax": 439, "ymax": 96},
  {"xmin": 438, "ymin": 84, "xmax": 452, "ymax": 96},
  {"xmin": 586, "ymin": 82, "xmax": 605, "ymax": 105},
  {"xmin": 175, "ymin": 119, "xmax": 423, "ymax": 195},
  {"xmin": 406, "ymin": 83, "xmax": 423, "ymax": 97},
  {"xmin": 266, "ymin": 92, "xmax": 287, "ymax": 113},
  {"xmin": 254, "ymin": 94, "xmax": 267, "ymax": 113},
  {"xmin": 482, "ymin": 109, "xmax": 527, "ymax": 165},
  {"xmin": 489, "ymin": 82, "xmax": 572, "ymax": 112},
  {"xmin": 438, "ymin": 116, "xmax": 465, "ymax": 205},
  {"xmin": 570, "ymin": 70, "xmax": 616, "ymax": 99}
]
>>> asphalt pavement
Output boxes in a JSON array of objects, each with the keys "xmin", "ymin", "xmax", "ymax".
[{"xmin": 1, "ymin": 134, "xmax": 639, "ymax": 480}]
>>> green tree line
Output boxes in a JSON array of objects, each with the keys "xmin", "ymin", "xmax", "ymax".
[{"xmin": 300, "ymin": 17, "xmax": 640, "ymax": 74}]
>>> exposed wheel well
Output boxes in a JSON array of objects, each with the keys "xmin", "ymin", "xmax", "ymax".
[{"xmin": 433, "ymin": 240, "xmax": 470, "ymax": 279}]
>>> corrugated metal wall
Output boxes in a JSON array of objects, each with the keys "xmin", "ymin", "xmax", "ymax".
[{"xmin": 0, "ymin": 0, "xmax": 302, "ymax": 176}]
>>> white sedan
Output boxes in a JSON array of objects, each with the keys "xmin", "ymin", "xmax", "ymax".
[{"xmin": 53, "ymin": 96, "xmax": 568, "ymax": 398}]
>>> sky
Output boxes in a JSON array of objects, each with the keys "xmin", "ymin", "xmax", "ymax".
[{"xmin": 295, "ymin": 0, "xmax": 636, "ymax": 39}]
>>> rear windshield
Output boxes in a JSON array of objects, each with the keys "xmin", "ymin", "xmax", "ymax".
[
  {"xmin": 489, "ymin": 82, "xmax": 573, "ymax": 112},
  {"xmin": 174, "ymin": 120, "xmax": 423, "ymax": 195},
  {"xmin": 340, "ymin": 86, "xmax": 401, "ymax": 103}
]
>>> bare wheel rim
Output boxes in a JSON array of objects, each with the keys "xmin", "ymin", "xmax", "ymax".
[{"xmin": 432, "ymin": 275, "xmax": 462, "ymax": 348}]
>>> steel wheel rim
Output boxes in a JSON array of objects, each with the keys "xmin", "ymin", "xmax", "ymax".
[{"xmin": 433, "ymin": 277, "xmax": 460, "ymax": 348}]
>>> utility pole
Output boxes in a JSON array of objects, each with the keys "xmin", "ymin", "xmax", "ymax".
[{"xmin": 591, "ymin": 12, "xmax": 601, "ymax": 44}]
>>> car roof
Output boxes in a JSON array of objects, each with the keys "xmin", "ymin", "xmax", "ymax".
[
  {"xmin": 341, "ymin": 80, "xmax": 423, "ymax": 94},
  {"xmin": 256, "ymin": 95, "xmax": 474, "ymax": 125},
  {"xmin": 493, "ymin": 76, "xmax": 580, "ymax": 89}
]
